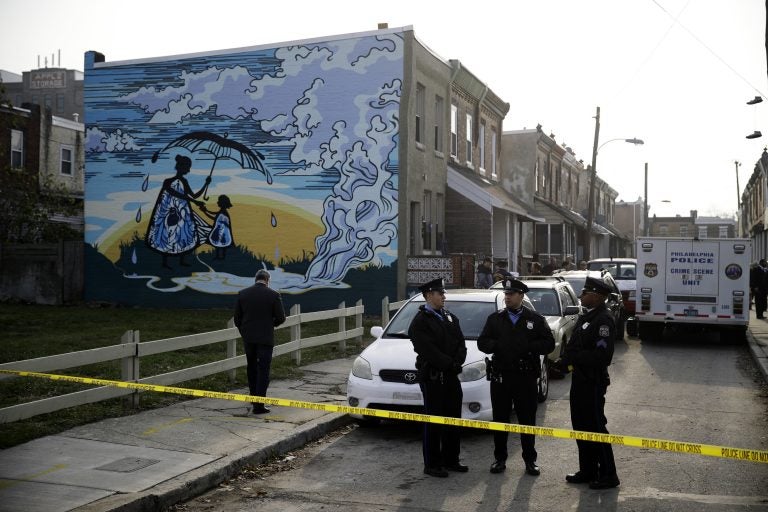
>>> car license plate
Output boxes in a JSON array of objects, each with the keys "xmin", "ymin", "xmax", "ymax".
[
  {"xmin": 684, "ymin": 308, "xmax": 698, "ymax": 317},
  {"xmin": 393, "ymin": 392, "xmax": 422, "ymax": 401}
]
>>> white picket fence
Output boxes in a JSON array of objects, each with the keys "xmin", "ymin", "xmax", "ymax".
[{"xmin": 0, "ymin": 300, "xmax": 364, "ymax": 423}]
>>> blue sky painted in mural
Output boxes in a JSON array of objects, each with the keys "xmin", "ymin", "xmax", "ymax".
[{"xmin": 84, "ymin": 32, "xmax": 403, "ymax": 290}]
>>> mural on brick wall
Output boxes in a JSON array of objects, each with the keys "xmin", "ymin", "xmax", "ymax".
[{"xmin": 84, "ymin": 32, "xmax": 402, "ymax": 309}]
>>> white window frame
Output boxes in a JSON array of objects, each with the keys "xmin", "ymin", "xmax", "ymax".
[
  {"xmin": 60, "ymin": 145, "xmax": 74, "ymax": 176},
  {"xmin": 478, "ymin": 121, "xmax": 486, "ymax": 173},
  {"xmin": 415, "ymin": 83, "xmax": 425, "ymax": 145},
  {"xmin": 434, "ymin": 95, "xmax": 444, "ymax": 153},
  {"xmin": 11, "ymin": 129, "xmax": 24, "ymax": 169},
  {"xmin": 698, "ymin": 226, "xmax": 708, "ymax": 239},
  {"xmin": 465, "ymin": 113, "xmax": 473, "ymax": 165},
  {"xmin": 680, "ymin": 225, "xmax": 688, "ymax": 237},
  {"xmin": 450, "ymin": 103, "xmax": 458, "ymax": 157},
  {"xmin": 718, "ymin": 225, "xmax": 728, "ymax": 238},
  {"xmin": 491, "ymin": 129, "xmax": 497, "ymax": 179}
]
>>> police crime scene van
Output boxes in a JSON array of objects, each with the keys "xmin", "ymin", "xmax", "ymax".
[{"xmin": 635, "ymin": 237, "xmax": 751, "ymax": 341}]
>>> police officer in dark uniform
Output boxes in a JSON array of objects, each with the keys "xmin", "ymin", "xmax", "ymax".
[
  {"xmin": 556, "ymin": 276, "xmax": 620, "ymax": 489},
  {"xmin": 477, "ymin": 278, "xmax": 555, "ymax": 476},
  {"xmin": 408, "ymin": 278, "xmax": 468, "ymax": 478}
]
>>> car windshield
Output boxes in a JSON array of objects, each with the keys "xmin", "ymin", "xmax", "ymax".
[
  {"xmin": 526, "ymin": 289, "xmax": 560, "ymax": 316},
  {"xmin": 384, "ymin": 300, "xmax": 499, "ymax": 339},
  {"xmin": 588, "ymin": 262, "xmax": 636, "ymax": 280},
  {"xmin": 562, "ymin": 276, "xmax": 587, "ymax": 294}
]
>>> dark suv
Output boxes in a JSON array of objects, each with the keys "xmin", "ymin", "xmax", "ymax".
[{"xmin": 554, "ymin": 269, "xmax": 626, "ymax": 340}]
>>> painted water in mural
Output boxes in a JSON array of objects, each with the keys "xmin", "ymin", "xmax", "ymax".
[{"xmin": 84, "ymin": 31, "xmax": 403, "ymax": 309}]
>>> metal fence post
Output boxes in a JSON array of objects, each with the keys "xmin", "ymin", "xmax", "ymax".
[
  {"xmin": 226, "ymin": 317, "xmax": 237, "ymax": 383},
  {"xmin": 337, "ymin": 301, "xmax": 346, "ymax": 352},
  {"xmin": 120, "ymin": 330, "xmax": 140, "ymax": 409},
  {"xmin": 290, "ymin": 303, "xmax": 301, "ymax": 365}
]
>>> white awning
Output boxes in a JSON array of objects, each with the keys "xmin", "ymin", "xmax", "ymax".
[{"xmin": 447, "ymin": 166, "xmax": 544, "ymax": 222}]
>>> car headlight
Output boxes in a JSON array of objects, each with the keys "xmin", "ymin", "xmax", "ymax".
[
  {"xmin": 351, "ymin": 356, "xmax": 372, "ymax": 380},
  {"xmin": 458, "ymin": 359, "xmax": 486, "ymax": 382}
]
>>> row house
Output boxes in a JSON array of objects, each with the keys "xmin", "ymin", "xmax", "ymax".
[
  {"xmin": 648, "ymin": 210, "xmax": 736, "ymax": 239},
  {"xmin": 502, "ymin": 126, "xmax": 626, "ymax": 271},
  {"xmin": 0, "ymin": 103, "xmax": 85, "ymax": 236},
  {"xmin": 740, "ymin": 149, "xmax": 768, "ymax": 260}
]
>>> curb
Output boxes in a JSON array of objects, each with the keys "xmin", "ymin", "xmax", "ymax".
[
  {"xmin": 74, "ymin": 413, "xmax": 353, "ymax": 512},
  {"xmin": 746, "ymin": 329, "xmax": 768, "ymax": 384}
]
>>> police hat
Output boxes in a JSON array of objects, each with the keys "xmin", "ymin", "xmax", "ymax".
[
  {"xmin": 419, "ymin": 278, "xmax": 445, "ymax": 294},
  {"xmin": 502, "ymin": 278, "xmax": 529, "ymax": 294},
  {"xmin": 582, "ymin": 276, "xmax": 612, "ymax": 295}
]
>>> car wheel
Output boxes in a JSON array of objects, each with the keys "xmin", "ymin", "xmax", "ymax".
[
  {"xmin": 626, "ymin": 317, "xmax": 639, "ymax": 337},
  {"xmin": 537, "ymin": 357, "xmax": 549, "ymax": 403}
]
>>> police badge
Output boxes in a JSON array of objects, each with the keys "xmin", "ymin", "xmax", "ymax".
[
  {"xmin": 599, "ymin": 325, "xmax": 610, "ymax": 337},
  {"xmin": 526, "ymin": 321, "xmax": 533, "ymax": 330},
  {"xmin": 644, "ymin": 262, "xmax": 658, "ymax": 278}
]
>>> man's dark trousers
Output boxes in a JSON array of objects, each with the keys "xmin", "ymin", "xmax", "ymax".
[{"xmin": 244, "ymin": 343, "xmax": 273, "ymax": 398}]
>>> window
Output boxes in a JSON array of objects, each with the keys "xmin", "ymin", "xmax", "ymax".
[
  {"xmin": 450, "ymin": 104, "xmax": 458, "ymax": 157},
  {"xmin": 491, "ymin": 129, "xmax": 497, "ymax": 179},
  {"xmin": 698, "ymin": 226, "xmax": 708, "ymax": 239},
  {"xmin": 11, "ymin": 129, "xmax": 24, "ymax": 168},
  {"xmin": 434, "ymin": 95, "xmax": 444, "ymax": 152},
  {"xmin": 680, "ymin": 225, "xmax": 688, "ymax": 236},
  {"xmin": 56, "ymin": 93, "xmax": 65, "ymax": 113},
  {"xmin": 465, "ymin": 114, "xmax": 473, "ymax": 164},
  {"xmin": 44, "ymin": 94, "xmax": 52, "ymax": 109},
  {"xmin": 423, "ymin": 190, "xmax": 432, "ymax": 251},
  {"xmin": 659, "ymin": 224, "xmax": 668, "ymax": 236},
  {"xmin": 479, "ymin": 121, "xmax": 486, "ymax": 171},
  {"xmin": 415, "ymin": 83, "xmax": 425, "ymax": 144},
  {"xmin": 60, "ymin": 146, "xmax": 73, "ymax": 175},
  {"xmin": 719, "ymin": 226, "xmax": 728, "ymax": 238},
  {"xmin": 436, "ymin": 193, "xmax": 444, "ymax": 253}
]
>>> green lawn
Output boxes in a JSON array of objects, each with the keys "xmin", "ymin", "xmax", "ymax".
[{"xmin": 0, "ymin": 303, "xmax": 378, "ymax": 448}]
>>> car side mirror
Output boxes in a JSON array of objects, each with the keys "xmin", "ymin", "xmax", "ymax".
[
  {"xmin": 564, "ymin": 305, "xmax": 581, "ymax": 316},
  {"xmin": 371, "ymin": 326, "xmax": 384, "ymax": 338}
]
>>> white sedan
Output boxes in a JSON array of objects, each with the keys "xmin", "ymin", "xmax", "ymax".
[{"xmin": 346, "ymin": 289, "xmax": 547, "ymax": 424}]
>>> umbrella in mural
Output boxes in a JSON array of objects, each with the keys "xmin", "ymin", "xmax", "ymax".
[{"xmin": 151, "ymin": 131, "xmax": 272, "ymax": 199}]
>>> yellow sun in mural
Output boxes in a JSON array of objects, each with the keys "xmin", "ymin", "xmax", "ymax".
[{"xmin": 99, "ymin": 195, "xmax": 323, "ymax": 264}]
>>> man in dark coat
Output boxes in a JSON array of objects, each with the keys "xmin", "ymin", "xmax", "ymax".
[
  {"xmin": 556, "ymin": 276, "xmax": 620, "ymax": 489},
  {"xmin": 408, "ymin": 278, "xmax": 468, "ymax": 478},
  {"xmin": 234, "ymin": 269, "xmax": 286, "ymax": 414},
  {"xmin": 750, "ymin": 259, "xmax": 768, "ymax": 318},
  {"xmin": 478, "ymin": 278, "xmax": 555, "ymax": 476}
]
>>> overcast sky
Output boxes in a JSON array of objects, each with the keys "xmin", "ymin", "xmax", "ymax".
[{"xmin": 3, "ymin": 0, "xmax": 766, "ymax": 219}]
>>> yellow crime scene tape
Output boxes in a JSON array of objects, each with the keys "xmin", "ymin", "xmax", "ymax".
[{"xmin": 2, "ymin": 369, "xmax": 767, "ymax": 464}]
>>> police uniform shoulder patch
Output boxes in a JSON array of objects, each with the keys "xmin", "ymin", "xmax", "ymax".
[{"xmin": 599, "ymin": 325, "xmax": 610, "ymax": 337}]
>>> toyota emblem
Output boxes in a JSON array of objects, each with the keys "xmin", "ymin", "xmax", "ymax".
[{"xmin": 404, "ymin": 372, "xmax": 417, "ymax": 383}]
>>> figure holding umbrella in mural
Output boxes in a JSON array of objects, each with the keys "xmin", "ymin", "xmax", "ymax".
[
  {"xmin": 201, "ymin": 194, "xmax": 234, "ymax": 260},
  {"xmin": 146, "ymin": 154, "xmax": 211, "ymax": 268},
  {"xmin": 146, "ymin": 131, "xmax": 272, "ymax": 268}
]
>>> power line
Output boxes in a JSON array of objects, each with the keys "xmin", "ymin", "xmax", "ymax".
[{"xmin": 650, "ymin": 0, "xmax": 767, "ymax": 98}]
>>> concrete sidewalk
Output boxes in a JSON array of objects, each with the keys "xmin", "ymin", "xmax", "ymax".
[
  {"xmin": 2, "ymin": 316, "xmax": 768, "ymax": 512},
  {"xmin": 0, "ymin": 357, "xmax": 356, "ymax": 512}
]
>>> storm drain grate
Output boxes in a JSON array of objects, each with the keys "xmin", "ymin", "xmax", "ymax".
[{"xmin": 94, "ymin": 457, "xmax": 161, "ymax": 473}]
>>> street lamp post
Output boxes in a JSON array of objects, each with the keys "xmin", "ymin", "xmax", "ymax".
[{"xmin": 584, "ymin": 106, "xmax": 644, "ymax": 261}]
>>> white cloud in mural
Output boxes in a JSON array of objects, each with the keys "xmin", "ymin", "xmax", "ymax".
[{"xmin": 86, "ymin": 127, "xmax": 140, "ymax": 152}]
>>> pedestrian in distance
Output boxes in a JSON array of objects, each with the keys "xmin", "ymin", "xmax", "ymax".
[
  {"xmin": 234, "ymin": 269, "xmax": 286, "ymax": 414},
  {"xmin": 750, "ymin": 259, "xmax": 768, "ymax": 319},
  {"xmin": 529, "ymin": 261, "xmax": 543, "ymax": 275},
  {"xmin": 554, "ymin": 276, "xmax": 620, "ymax": 489},
  {"xmin": 476, "ymin": 257, "xmax": 494, "ymax": 289},
  {"xmin": 493, "ymin": 260, "xmax": 512, "ymax": 283},
  {"xmin": 578, "ymin": 260, "xmax": 588, "ymax": 270},
  {"xmin": 408, "ymin": 278, "xmax": 468, "ymax": 478},
  {"xmin": 477, "ymin": 278, "xmax": 555, "ymax": 476}
]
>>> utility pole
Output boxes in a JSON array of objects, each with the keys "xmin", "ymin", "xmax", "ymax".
[
  {"xmin": 585, "ymin": 106, "xmax": 600, "ymax": 262},
  {"xmin": 735, "ymin": 160, "xmax": 741, "ymax": 211},
  {"xmin": 644, "ymin": 162, "xmax": 649, "ymax": 236}
]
